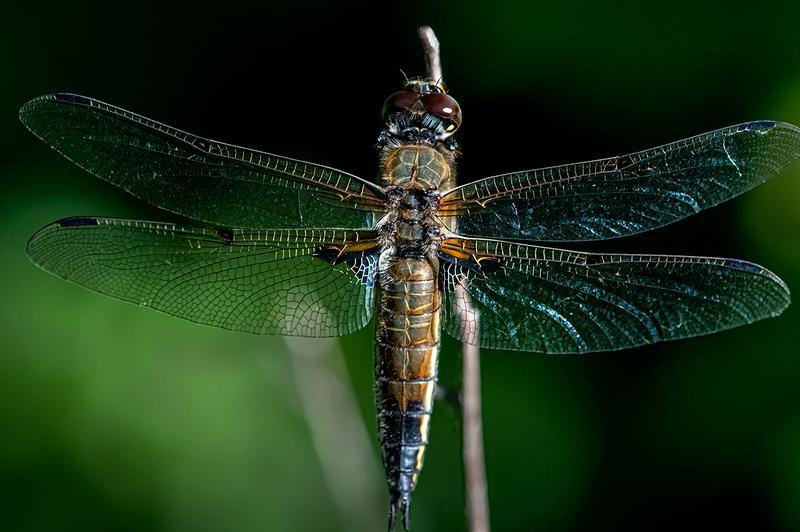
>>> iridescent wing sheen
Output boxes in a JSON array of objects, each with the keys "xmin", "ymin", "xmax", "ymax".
[
  {"xmin": 28, "ymin": 216, "xmax": 380, "ymax": 336},
  {"xmin": 438, "ymin": 237, "xmax": 790, "ymax": 353},
  {"xmin": 439, "ymin": 121, "xmax": 800, "ymax": 241},
  {"xmin": 19, "ymin": 93, "xmax": 386, "ymax": 229}
]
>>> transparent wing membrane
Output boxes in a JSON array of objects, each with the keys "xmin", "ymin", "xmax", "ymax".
[
  {"xmin": 27, "ymin": 217, "xmax": 380, "ymax": 336},
  {"xmin": 439, "ymin": 237, "xmax": 790, "ymax": 353},
  {"xmin": 19, "ymin": 93, "xmax": 386, "ymax": 229},
  {"xmin": 20, "ymin": 94, "xmax": 796, "ymax": 352},
  {"xmin": 440, "ymin": 121, "xmax": 800, "ymax": 241}
]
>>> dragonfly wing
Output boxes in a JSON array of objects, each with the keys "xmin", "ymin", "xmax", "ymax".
[
  {"xmin": 438, "ymin": 237, "xmax": 789, "ymax": 353},
  {"xmin": 440, "ymin": 121, "xmax": 800, "ymax": 241},
  {"xmin": 20, "ymin": 93, "xmax": 386, "ymax": 229},
  {"xmin": 28, "ymin": 217, "xmax": 380, "ymax": 336}
]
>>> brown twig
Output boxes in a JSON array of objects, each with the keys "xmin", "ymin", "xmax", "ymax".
[
  {"xmin": 454, "ymin": 282, "xmax": 491, "ymax": 532},
  {"xmin": 417, "ymin": 26, "xmax": 443, "ymax": 82}
]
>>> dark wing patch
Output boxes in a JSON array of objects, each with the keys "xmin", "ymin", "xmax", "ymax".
[
  {"xmin": 216, "ymin": 227, "xmax": 235, "ymax": 243},
  {"xmin": 58, "ymin": 216, "xmax": 99, "ymax": 227}
]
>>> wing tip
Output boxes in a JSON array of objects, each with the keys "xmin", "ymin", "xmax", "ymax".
[
  {"xmin": 736, "ymin": 119, "xmax": 800, "ymax": 135},
  {"xmin": 27, "ymin": 216, "xmax": 101, "ymax": 256},
  {"xmin": 19, "ymin": 92, "xmax": 93, "ymax": 117},
  {"xmin": 722, "ymin": 258, "xmax": 792, "ymax": 318},
  {"xmin": 19, "ymin": 93, "xmax": 93, "ymax": 137},
  {"xmin": 751, "ymin": 119, "xmax": 800, "ymax": 151},
  {"xmin": 772, "ymin": 120, "xmax": 800, "ymax": 134}
]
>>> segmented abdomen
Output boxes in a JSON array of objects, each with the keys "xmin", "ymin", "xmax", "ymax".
[{"xmin": 375, "ymin": 256, "xmax": 440, "ymax": 515}]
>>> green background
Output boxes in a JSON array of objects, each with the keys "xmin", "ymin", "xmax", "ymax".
[{"xmin": 2, "ymin": 1, "xmax": 800, "ymax": 530}]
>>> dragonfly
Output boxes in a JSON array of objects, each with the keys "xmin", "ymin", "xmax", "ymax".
[{"xmin": 20, "ymin": 30, "xmax": 799, "ymax": 531}]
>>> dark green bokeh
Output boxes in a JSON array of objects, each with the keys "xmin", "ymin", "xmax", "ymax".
[{"xmin": 2, "ymin": 1, "xmax": 800, "ymax": 531}]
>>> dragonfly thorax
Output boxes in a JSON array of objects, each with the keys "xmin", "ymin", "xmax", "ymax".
[
  {"xmin": 377, "ymin": 144, "xmax": 456, "ymax": 260},
  {"xmin": 380, "ymin": 185, "xmax": 443, "ymax": 257},
  {"xmin": 379, "ymin": 145, "xmax": 455, "ymax": 189}
]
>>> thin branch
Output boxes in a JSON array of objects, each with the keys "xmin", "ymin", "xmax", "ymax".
[
  {"xmin": 417, "ymin": 26, "xmax": 443, "ymax": 82},
  {"xmin": 455, "ymin": 282, "xmax": 491, "ymax": 532}
]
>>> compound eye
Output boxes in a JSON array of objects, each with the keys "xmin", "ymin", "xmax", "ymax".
[
  {"xmin": 381, "ymin": 91, "xmax": 420, "ymax": 121},
  {"xmin": 421, "ymin": 93, "xmax": 462, "ymax": 132}
]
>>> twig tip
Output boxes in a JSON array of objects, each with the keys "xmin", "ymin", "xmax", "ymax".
[{"xmin": 416, "ymin": 26, "xmax": 443, "ymax": 83}]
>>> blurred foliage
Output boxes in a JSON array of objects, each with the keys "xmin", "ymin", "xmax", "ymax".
[{"xmin": 2, "ymin": 1, "xmax": 800, "ymax": 531}]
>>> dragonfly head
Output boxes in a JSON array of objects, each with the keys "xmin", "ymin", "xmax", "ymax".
[{"xmin": 380, "ymin": 79, "xmax": 462, "ymax": 146}]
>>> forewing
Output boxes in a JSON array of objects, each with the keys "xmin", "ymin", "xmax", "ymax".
[
  {"xmin": 28, "ymin": 217, "xmax": 380, "ymax": 336},
  {"xmin": 439, "ymin": 237, "xmax": 790, "ymax": 353},
  {"xmin": 19, "ymin": 93, "xmax": 386, "ymax": 229},
  {"xmin": 440, "ymin": 121, "xmax": 800, "ymax": 241}
]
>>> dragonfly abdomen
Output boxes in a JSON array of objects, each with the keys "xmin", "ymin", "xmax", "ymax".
[{"xmin": 376, "ymin": 256, "xmax": 441, "ymax": 528}]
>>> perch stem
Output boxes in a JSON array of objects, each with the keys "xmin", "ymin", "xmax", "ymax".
[
  {"xmin": 454, "ymin": 282, "xmax": 491, "ymax": 532},
  {"xmin": 417, "ymin": 26, "xmax": 443, "ymax": 82}
]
